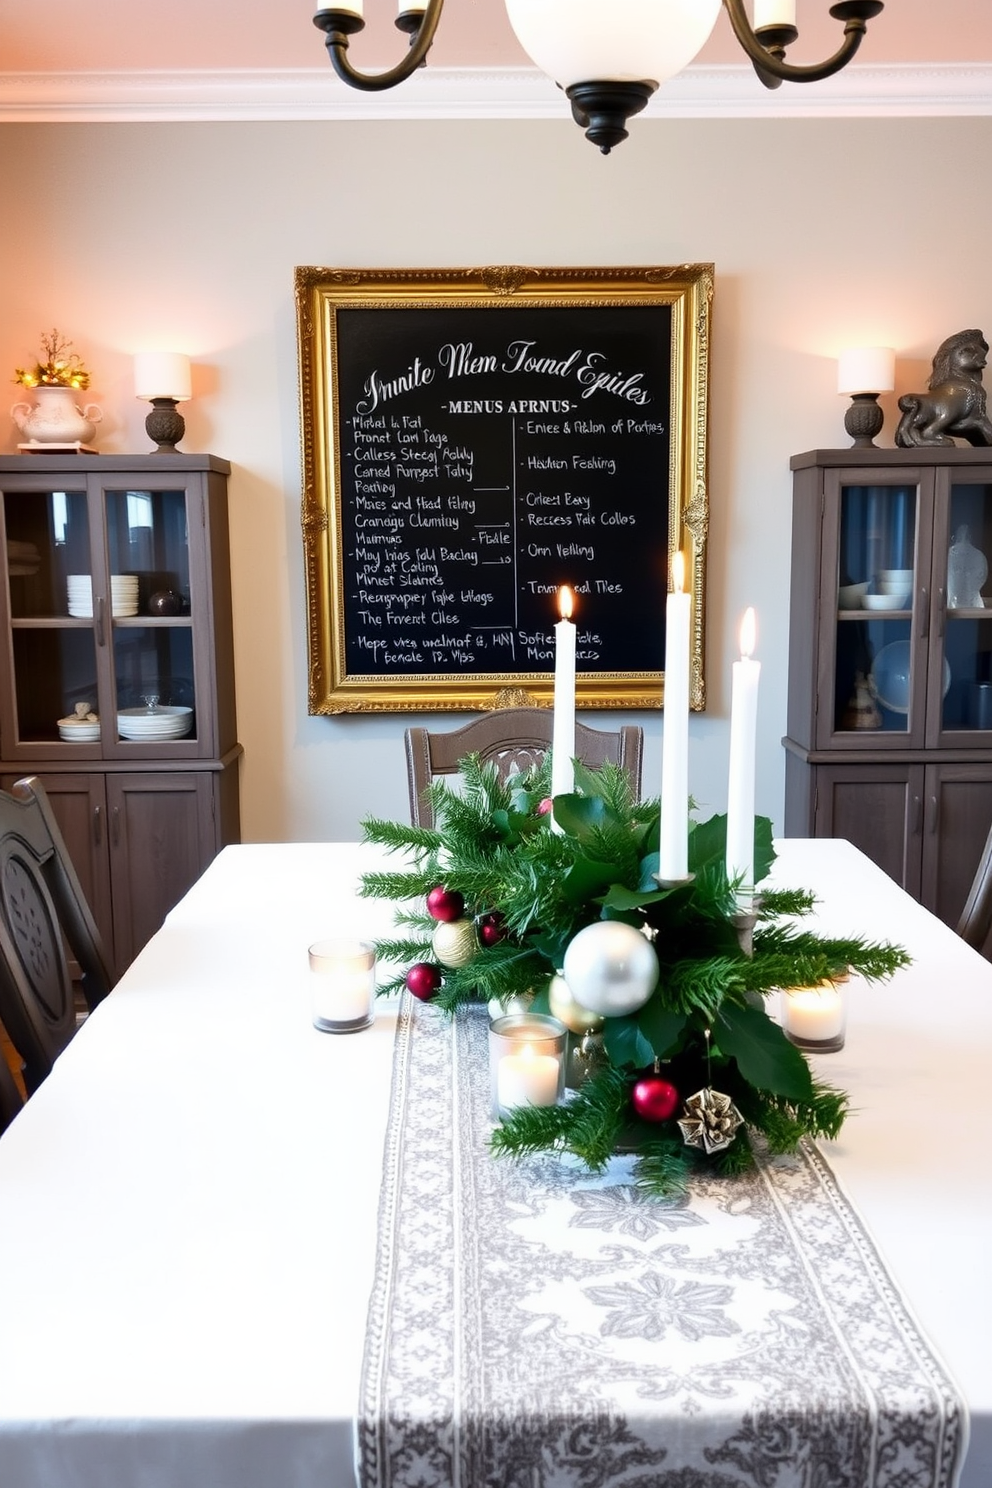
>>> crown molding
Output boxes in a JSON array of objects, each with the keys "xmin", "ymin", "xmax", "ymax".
[{"xmin": 1, "ymin": 62, "xmax": 991, "ymax": 124}]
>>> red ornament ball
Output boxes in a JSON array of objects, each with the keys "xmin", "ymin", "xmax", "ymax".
[
  {"xmin": 426, "ymin": 885, "xmax": 465, "ymax": 923},
  {"xmin": 477, "ymin": 912, "xmax": 505, "ymax": 947},
  {"xmin": 536, "ymin": 797, "xmax": 554, "ymax": 816},
  {"xmin": 631, "ymin": 1075, "xmax": 680, "ymax": 1123},
  {"xmin": 406, "ymin": 962, "xmax": 443, "ymax": 1001}
]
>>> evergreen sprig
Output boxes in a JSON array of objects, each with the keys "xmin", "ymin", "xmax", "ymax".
[{"xmin": 359, "ymin": 755, "xmax": 911, "ymax": 1194}]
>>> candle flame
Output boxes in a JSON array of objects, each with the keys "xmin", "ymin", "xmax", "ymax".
[
  {"xmin": 520, "ymin": 1043, "xmax": 535, "ymax": 1062},
  {"xmin": 739, "ymin": 606, "xmax": 756, "ymax": 659},
  {"xmin": 671, "ymin": 550, "xmax": 685, "ymax": 594},
  {"xmin": 558, "ymin": 586, "xmax": 574, "ymax": 621}
]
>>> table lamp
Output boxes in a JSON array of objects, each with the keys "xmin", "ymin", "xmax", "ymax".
[
  {"xmin": 134, "ymin": 352, "xmax": 192, "ymax": 453},
  {"xmin": 837, "ymin": 346, "xmax": 895, "ymax": 449}
]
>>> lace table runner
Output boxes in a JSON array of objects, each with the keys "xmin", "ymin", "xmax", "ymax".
[{"xmin": 358, "ymin": 998, "xmax": 965, "ymax": 1488}]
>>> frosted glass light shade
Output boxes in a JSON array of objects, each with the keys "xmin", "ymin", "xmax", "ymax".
[
  {"xmin": 504, "ymin": 0, "xmax": 721, "ymax": 88},
  {"xmin": 837, "ymin": 346, "xmax": 895, "ymax": 396},
  {"xmin": 134, "ymin": 352, "xmax": 192, "ymax": 402}
]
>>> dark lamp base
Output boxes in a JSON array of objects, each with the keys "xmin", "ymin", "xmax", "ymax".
[
  {"xmin": 145, "ymin": 398, "xmax": 186, "ymax": 454},
  {"xmin": 843, "ymin": 391, "xmax": 885, "ymax": 448}
]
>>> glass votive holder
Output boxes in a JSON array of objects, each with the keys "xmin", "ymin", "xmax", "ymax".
[
  {"xmin": 308, "ymin": 938, "xmax": 376, "ymax": 1034},
  {"xmin": 780, "ymin": 977, "xmax": 848, "ymax": 1052},
  {"xmin": 489, "ymin": 1013, "xmax": 567, "ymax": 1118}
]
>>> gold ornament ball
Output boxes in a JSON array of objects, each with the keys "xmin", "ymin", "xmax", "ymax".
[
  {"xmin": 548, "ymin": 973, "xmax": 605, "ymax": 1035},
  {"xmin": 432, "ymin": 917, "xmax": 478, "ymax": 969}
]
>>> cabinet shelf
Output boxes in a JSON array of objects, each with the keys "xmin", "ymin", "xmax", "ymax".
[
  {"xmin": 0, "ymin": 454, "xmax": 241, "ymax": 979},
  {"xmin": 785, "ymin": 447, "xmax": 992, "ymax": 946}
]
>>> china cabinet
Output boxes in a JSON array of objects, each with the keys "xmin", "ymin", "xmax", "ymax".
[
  {"xmin": 0, "ymin": 454, "xmax": 241, "ymax": 976},
  {"xmin": 784, "ymin": 448, "xmax": 992, "ymax": 937}
]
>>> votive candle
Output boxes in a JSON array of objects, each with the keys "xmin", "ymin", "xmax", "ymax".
[
  {"xmin": 497, "ymin": 1044, "xmax": 560, "ymax": 1110},
  {"xmin": 781, "ymin": 981, "xmax": 847, "ymax": 1051},
  {"xmin": 309, "ymin": 938, "xmax": 376, "ymax": 1032},
  {"xmin": 660, "ymin": 550, "xmax": 690, "ymax": 881}
]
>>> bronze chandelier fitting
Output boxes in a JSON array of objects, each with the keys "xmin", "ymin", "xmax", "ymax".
[{"xmin": 314, "ymin": 0, "xmax": 885, "ymax": 152}]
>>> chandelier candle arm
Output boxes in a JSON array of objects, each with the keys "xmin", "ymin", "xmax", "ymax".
[
  {"xmin": 722, "ymin": 0, "xmax": 884, "ymax": 91},
  {"xmin": 313, "ymin": 0, "xmax": 443, "ymax": 91}
]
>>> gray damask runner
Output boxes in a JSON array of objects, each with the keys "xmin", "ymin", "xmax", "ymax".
[{"xmin": 358, "ymin": 998, "xmax": 964, "ymax": 1488}]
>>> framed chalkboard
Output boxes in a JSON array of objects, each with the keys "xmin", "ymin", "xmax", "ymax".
[{"xmin": 296, "ymin": 265, "xmax": 711, "ymax": 714}]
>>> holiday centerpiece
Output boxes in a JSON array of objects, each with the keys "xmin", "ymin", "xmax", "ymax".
[
  {"xmin": 360, "ymin": 753, "xmax": 909, "ymax": 1195},
  {"xmin": 11, "ymin": 329, "xmax": 102, "ymax": 447}
]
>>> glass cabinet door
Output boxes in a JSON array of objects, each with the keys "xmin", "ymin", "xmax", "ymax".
[
  {"xmin": 825, "ymin": 476, "xmax": 929, "ymax": 747},
  {"xmin": 102, "ymin": 486, "xmax": 198, "ymax": 751},
  {"xmin": 932, "ymin": 473, "xmax": 992, "ymax": 742},
  {"xmin": 3, "ymin": 484, "xmax": 104, "ymax": 750}
]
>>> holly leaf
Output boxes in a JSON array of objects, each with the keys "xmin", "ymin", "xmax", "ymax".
[
  {"xmin": 688, "ymin": 814, "xmax": 776, "ymax": 887},
  {"xmin": 715, "ymin": 1001, "xmax": 813, "ymax": 1100},
  {"xmin": 637, "ymin": 1000, "xmax": 687, "ymax": 1060},
  {"xmin": 553, "ymin": 793, "xmax": 619, "ymax": 840},
  {"xmin": 561, "ymin": 858, "xmax": 622, "ymax": 905},
  {"xmin": 602, "ymin": 1015, "xmax": 655, "ymax": 1070}
]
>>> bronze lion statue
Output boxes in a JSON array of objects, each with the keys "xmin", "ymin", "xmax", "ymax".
[{"xmin": 896, "ymin": 329, "xmax": 992, "ymax": 447}]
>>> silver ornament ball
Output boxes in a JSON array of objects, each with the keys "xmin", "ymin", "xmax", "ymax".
[{"xmin": 562, "ymin": 920, "xmax": 658, "ymax": 1018}]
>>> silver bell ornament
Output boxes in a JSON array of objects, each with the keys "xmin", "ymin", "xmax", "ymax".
[
  {"xmin": 548, "ymin": 973, "xmax": 605, "ymax": 1035},
  {"xmin": 562, "ymin": 920, "xmax": 658, "ymax": 1018},
  {"xmin": 432, "ymin": 917, "xmax": 478, "ymax": 969}
]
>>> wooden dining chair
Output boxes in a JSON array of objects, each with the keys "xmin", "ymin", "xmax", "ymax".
[
  {"xmin": 0, "ymin": 776, "xmax": 114, "ymax": 1095},
  {"xmin": 405, "ymin": 707, "xmax": 644, "ymax": 829},
  {"xmin": 0, "ymin": 1038, "xmax": 23, "ymax": 1136},
  {"xmin": 955, "ymin": 820, "xmax": 992, "ymax": 957}
]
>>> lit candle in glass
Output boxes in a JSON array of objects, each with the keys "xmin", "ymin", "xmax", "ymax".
[
  {"xmin": 497, "ymin": 1043, "xmax": 560, "ymax": 1110},
  {"xmin": 551, "ymin": 585, "xmax": 576, "ymax": 800},
  {"xmin": 726, "ymin": 607, "xmax": 760, "ymax": 909},
  {"xmin": 309, "ymin": 938, "xmax": 376, "ymax": 1032},
  {"xmin": 660, "ymin": 550, "xmax": 690, "ymax": 881},
  {"xmin": 489, "ymin": 1012, "xmax": 567, "ymax": 1116},
  {"xmin": 781, "ymin": 980, "xmax": 847, "ymax": 1051}
]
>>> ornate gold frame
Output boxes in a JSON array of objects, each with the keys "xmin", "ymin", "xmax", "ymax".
[{"xmin": 297, "ymin": 264, "xmax": 711, "ymax": 714}]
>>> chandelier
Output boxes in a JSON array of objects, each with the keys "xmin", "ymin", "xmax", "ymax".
[{"xmin": 313, "ymin": 0, "xmax": 885, "ymax": 153}]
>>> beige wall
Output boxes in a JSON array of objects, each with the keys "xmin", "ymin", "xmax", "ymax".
[{"xmin": 1, "ymin": 114, "xmax": 989, "ymax": 842}]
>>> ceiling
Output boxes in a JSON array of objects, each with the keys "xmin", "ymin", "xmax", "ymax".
[{"xmin": 1, "ymin": 0, "xmax": 990, "ymax": 121}]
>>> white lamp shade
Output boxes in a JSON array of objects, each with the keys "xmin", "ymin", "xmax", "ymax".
[
  {"xmin": 134, "ymin": 352, "xmax": 192, "ymax": 402},
  {"xmin": 505, "ymin": 0, "xmax": 721, "ymax": 88},
  {"xmin": 837, "ymin": 346, "xmax": 895, "ymax": 396}
]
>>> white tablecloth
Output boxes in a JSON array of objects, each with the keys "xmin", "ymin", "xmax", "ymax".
[{"xmin": 0, "ymin": 839, "xmax": 988, "ymax": 1488}]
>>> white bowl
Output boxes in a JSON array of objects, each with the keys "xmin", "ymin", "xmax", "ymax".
[
  {"xmin": 878, "ymin": 568, "xmax": 914, "ymax": 587},
  {"xmin": 871, "ymin": 640, "xmax": 951, "ymax": 714},
  {"xmin": 862, "ymin": 593, "xmax": 909, "ymax": 611},
  {"xmin": 838, "ymin": 582, "xmax": 868, "ymax": 610}
]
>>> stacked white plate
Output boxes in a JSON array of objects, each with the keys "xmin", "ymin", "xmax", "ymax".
[
  {"xmin": 58, "ymin": 720, "xmax": 101, "ymax": 742},
  {"xmin": 117, "ymin": 704, "xmax": 193, "ymax": 741},
  {"xmin": 67, "ymin": 574, "xmax": 140, "ymax": 618}
]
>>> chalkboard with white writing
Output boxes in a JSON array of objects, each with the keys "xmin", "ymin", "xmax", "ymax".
[{"xmin": 297, "ymin": 266, "xmax": 711, "ymax": 713}]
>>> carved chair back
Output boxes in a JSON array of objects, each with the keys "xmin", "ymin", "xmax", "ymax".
[
  {"xmin": 956, "ymin": 820, "xmax": 992, "ymax": 959},
  {"xmin": 0, "ymin": 1039, "xmax": 22, "ymax": 1136},
  {"xmin": 0, "ymin": 777, "xmax": 113, "ymax": 1094},
  {"xmin": 405, "ymin": 707, "xmax": 643, "ymax": 829}
]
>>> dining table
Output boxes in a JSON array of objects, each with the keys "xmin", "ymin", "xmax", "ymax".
[{"xmin": 0, "ymin": 836, "xmax": 988, "ymax": 1488}]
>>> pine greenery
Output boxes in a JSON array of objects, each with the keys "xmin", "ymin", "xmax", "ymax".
[{"xmin": 360, "ymin": 753, "xmax": 910, "ymax": 1194}]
